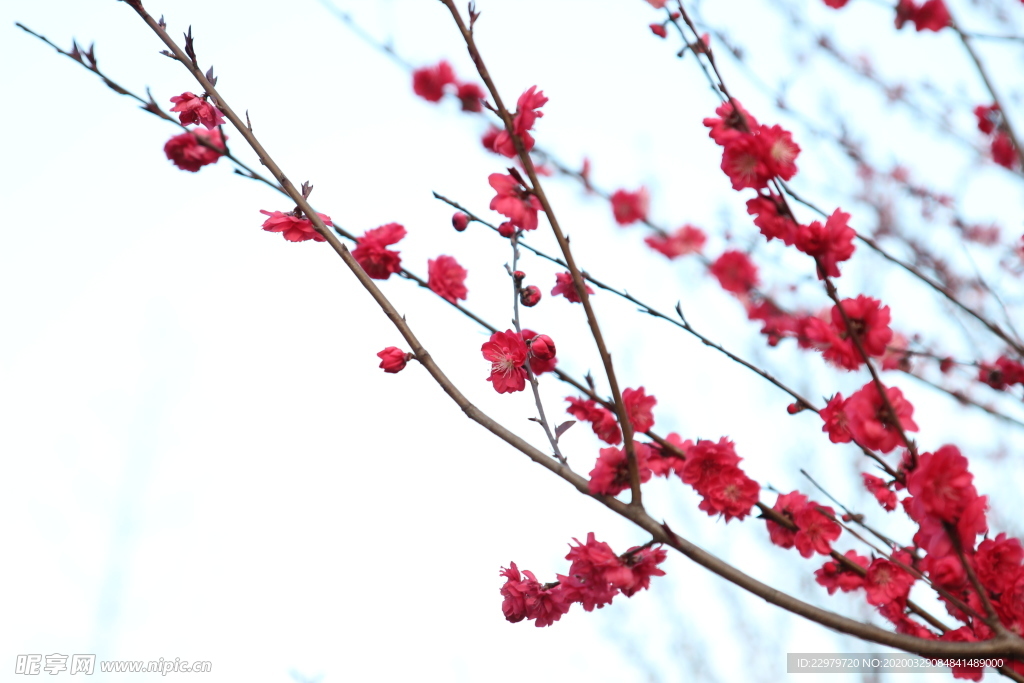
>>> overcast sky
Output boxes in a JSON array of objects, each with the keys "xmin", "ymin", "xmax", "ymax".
[{"xmin": 3, "ymin": 0, "xmax": 1024, "ymax": 681}]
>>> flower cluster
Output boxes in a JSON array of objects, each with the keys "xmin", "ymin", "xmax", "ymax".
[
  {"xmin": 819, "ymin": 382, "xmax": 918, "ymax": 452},
  {"xmin": 977, "ymin": 355, "xmax": 1024, "ymax": 390},
  {"xmin": 352, "ymin": 223, "xmax": 407, "ymax": 279},
  {"xmin": 796, "ymin": 296, "xmax": 893, "ymax": 370},
  {"xmin": 163, "ymin": 128, "xmax": 226, "ymax": 172},
  {"xmin": 411, "ymin": 60, "xmax": 485, "ymax": 112},
  {"xmin": 767, "ymin": 491, "xmax": 843, "ymax": 558},
  {"xmin": 680, "ymin": 438, "xmax": 760, "ymax": 522},
  {"xmin": 481, "ymin": 329, "xmax": 556, "ymax": 394},
  {"xmin": 499, "ymin": 533, "xmax": 666, "ymax": 627}
]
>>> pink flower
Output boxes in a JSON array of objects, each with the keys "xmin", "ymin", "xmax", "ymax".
[
  {"xmin": 759, "ymin": 124, "xmax": 801, "ymax": 180},
  {"xmin": 794, "ymin": 209, "xmax": 856, "ymax": 279},
  {"xmin": 259, "ymin": 209, "xmax": 333, "ymax": 243},
  {"xmin": 455, "ymin": 82, "xmax": 485, "ymax": 112},
  {"xmin": 377, "ymin": 347, "xmax": 411, "ymax": 373},
  {"xmin": 498, "ymin": 563, "xmax": 571, "ymax": 627},
  {"xmin": 163, "ymin": 128, "xmax": 226, "ymax": 172},
  {"xmin": 682, "ymin": 438, "xmax": 759, "ymax": 522},
  {"xmin": 864, "ymin": 557, "xmax": 915, "ymax": 606},
  {"xmin": 747, "ymin": 193, "xmax": 798, "ymax": 245},
  {"xmin": 792, "ymin": 503, "xmax": 841, "ymax": 557},
  {"xmin": 610, "ymin": 188, "xmax": 650, "ymax": 225},
  {"xmin": 352, "ymin": 223, "xmax": 406, "ymax": 279},
  {"xmin": 623, "ymin": 387, "xmax": 656, "ymax": 433},
  {"xmin": 488, "ymin": 173, "xmax": 543, "ymax": 230},
  {"xmin": 481, "ymin": 329, "xmax": 528, "ymax": 394},
  {"xmin": 412, "ymin": 61, "xmax": 455, "ymax": 102},
  {"xmin": 824, "ymin": 296, "xmax": 893, "ymax": 370},
  {"xmin": 766, "ymin": 490, "xmax": 809, "ymax": 549},
  {"xmin": 710, "ymin": 250, "xmax": 759, "ymax": 295},
  {"xmin": 819, "ymin": 393, "xmax": 853, "ymax": 443},
  {"xmin": 644, "ymin": 225, "xmax": 706, "ymax": 259},
  {"xmin": 863, "ymin": 473, "xmax": 898, "ymax": 511},
  {"xmin": 566, "ymin": 397, "xmax": 622, "ymax": 445},
  {"xmin": 588, "ymin": 442, "xmax": 653, "ymax": 496},
  {"xmin": 551, "ymin": 272, "xmax": 594, "ymax": 303},
  {"xmin": 169, "ymin": 92, "xmax": 225, "ymax": 130},
  {"xmin": 905, "ymin": 445, "xmax": 978, "ymax": 523},
  {"xmin": 844, "ymin": 382, "xmax": 918, "ymax": 453},
  {"xmin": 721, "ymin": 133, "xmax": 773, "ymax": 190},
  {"xmin": 815, "ymin": 551, "xmax": 869, "ymax": 595},
  {"xmin": 492, "ymin": 86, "xmax": 548, "ymax": 157},
  {"xmin": 703, "ymin": 100, "xmax": 758, "ymax": 145},
  {"xmin": 427, "ymin": 255, "xmax": 468, "ymax": 303}
]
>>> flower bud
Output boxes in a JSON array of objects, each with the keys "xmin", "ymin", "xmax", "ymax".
[
  {"xmin": 377, "ymin": 346, "xmax": 412, "ymax": 373},
  {"xmin": 650, "ymin": 23, "xmax": 667, "ymax": 38},
  {"xmin": 520, "ymin": 285, "xmax": 542, "ymax": 307},
  {"xmin": 498, "ymin": 221, "xmax": 516, "ymax": 238},
  {"xmin": 513, "ymin": 270, "xmax": 526, "ymax": 283},
  {"xmin": 452, "ymin": 212, "xmax": 470, "ymax": 232},
  {"xmin": 529, "ymin": 334, "xmax": 556, "ymax": 361}
]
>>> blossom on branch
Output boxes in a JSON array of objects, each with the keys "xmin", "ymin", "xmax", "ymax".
[
  {"xmin": 710, "ymin": 250, "xmax": 759, "ymax": 295},
  {"xmin": 588, "ymin": 442, "xmax": 653, "ymax": 496},
  {"xmin": 377, "ymin": 347, "xmax": 412, "ymax": 374},
  {"xmin": 566, "ymin": 397, "xmax": 621, "ymax": 445},
  {"xmin": 793, "ymin": 209, "xmax": 856, "ymax": 279},
  {"xmin": 492, "ymin": 86, "xmax": 548, "ymax": 157},
  {"xmin": 163, "ymin": 128, "xmax": 226, "ymax": 172},
  {"xmin": 412, "ymin": 60, "xmax": 455, "ymax": 102},
  {"xmin": 259, "ymin": 209, "xmax": 333, "ymax": 243},
  {"xmin": 815, "ymin": 551, "xmax": 869, "ymax": 595},
  {"xmin": 169, "ymin": 91, "xmax": 225, "ymax": 130},
  {"xmin": 610, "ymin": 187, "xmax": 650, "ymax": 225},
  {"xmin": 427, "ymin": 255, "xmax": 468, "ymax": 303},
  {"xmin": 481, "ymin": 329, "xmax": 528, "ymax": 394},
  {"xmin": 352, "ymin": 223, "xmax": 406, "ymax": 279},
  {"xmin": 488, "ymin": 173, "xmax": 542, "ymax": 230},
  {"xmin": 644, "ymin": 224, "xmax": 706, "ymax": 259},
  {"xmin": 844, "ymin": 382, "xmax": 918, "ymax": 453},
  {"xmin": 551, "ymin": 272, "xmax": 594, "ymax": 303}
]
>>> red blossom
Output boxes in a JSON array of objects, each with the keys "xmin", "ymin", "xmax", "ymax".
[
  {"xmin": 427, "ymin": 255, "xmax": 468, "ymax": 303},
  {"xmin": 895, "ymin": 0, "xmax": 951, "ymax": 31},
  {"xmin": 163, "ymin": 128, "xmax": 226, "ymax": 172},
  {"xmin": 975, "ymin": 533, "xmax": 1024, "ymax": 595},
  {"xmin": 974, "ymin": 103, "xmax": 1001, "ymax": 135},
  {"xmin": 905, "ymin": 445, "xmax": 978, "ymax": 523},
  {"xmin": 377, "ymin": 347, "xmax": 411, "ymax": 374},
  {"xmin": 352, "ymin": 223, "xmax": 406, "ymax": 279},
  {"xmin": 520, "ymin": 285, "xmax": 542, "ymax": 307},
  {"xmin": 492, "ymin": 86, "xmax": 547, "ymax": 157},
  {"xmin": 620, "ymin": 545, "xmax": 668, "ymax": 596},
  {"xmin": 844, "ymin": 382, "xmax": 918, "ymax": 453},
  {"xmin": 455, "ymin": 82, "xmax": 485, "ymax": 112},
  {"xmin": 412, "ymin": 61, "xmax": 456, "ymax": 102},
  {"xmin": 623, "ymin": 387, "xmax": 656, "ymax": 432},
  {"xmin": 703, "ymin": 99, "xmax": 759, "ymax": 145},
  {"xmin": 721, "ymin": 132, "xmax": 773, "ymax": 190},
  {"xmin": 766, "ymin": 490, "xmax": 809, "ymax": 549},
  {"xmin": 862, "ymin": 473, "xmax": 898, "ymax": 511},
  {"xmin": 864, "ymin": 557, "xmax": 916, "ymax": 607},
  {"xmin": 939, "ymin": 628, "xmax": 985, "ymax": 680},
  {"xmin": 169, "ymin": 92, "xmax": 225, "ymax": 130},
  {"xmin": 682, "ymin": 438, "xmax": 759, "ymax": 522},
  {"xmin": 481, "ymin": 329, "xmax": 528, "ymax": 394},
  {"xmin": 259, "ymin": 209, "xmax": 333, "ymax": 243},
  {"xmin": 551, "ymin": 271, "xmax": 594, "ymax": 303},
  {"xmin": 566, "ymin": 397, "xmax": 622, "ymax": 445},
  {"xmin": 759, "ymin": 124, "xmax": 801, "ymax": 180},
  {"xmin": 992, "ymin": 133, "xmax": 1020, "ymax": 170},
  {"xmin": 710, "ymin": 250, "xmax": 759, "ymax": 295},
  {"xmin": 489, "ymin": 173, "xmax": 543, "ymax": 230},
  {"xmin": 588, "ymin": 442, "xmax": 652, "ymax": 496},
  {"xmin": 644, "ymin": 225, "xmax": 707, "ymax": 259},
  {"xmin": 646, "ymin": 433, "xmax": 691, "ymax": 478},
  {"xmin": 522, "ymin": 329, "xmax": 557, "ymax": 375},
  {"xmin": 815, "ymin": 550, "xmax": 869, "ymax": 595},
  {"xmin": 793, "ymin": 503, "xmax": 841, "ymax": 557},
  {"xmin": 819, "ymin": 393, "xmax": 854, "ymax": 444},
  {"xmin": 794, "ymin": 209, "xmax": 856, "ymax": 279},
  {"xmin": 610, "ymin": 187, "xmax": 650, "ymax": 225},
  {"xmin": 747, "ymin": 193, "xmax": 798, "ymax": 245},
  {"xmin": 823, "ymin": 296, "xmax": 893, "ymax": 370}
]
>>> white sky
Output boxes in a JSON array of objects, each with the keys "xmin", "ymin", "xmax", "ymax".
[{"xmin": 2, "ymin": 0, "xmax": 1024, "ymax": 681}]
